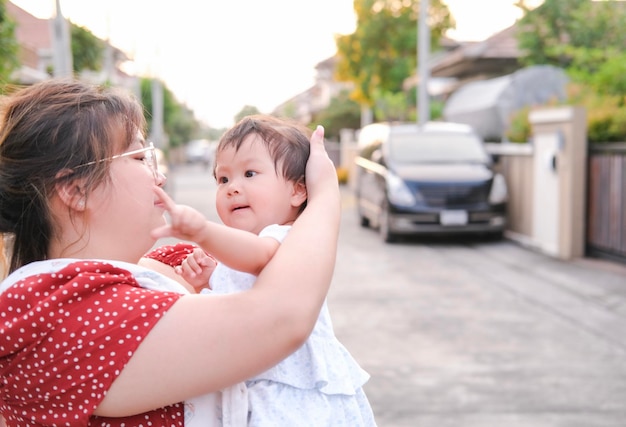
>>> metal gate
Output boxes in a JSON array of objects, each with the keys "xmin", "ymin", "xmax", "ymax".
[{"xmin": 587, "ymin": 143, "xmax": 626, "ymax": 264}]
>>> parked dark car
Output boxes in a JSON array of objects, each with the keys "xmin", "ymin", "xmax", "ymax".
[{"xmin": 354, "ymin": 122, "xmax": 508, "ymax": 242}]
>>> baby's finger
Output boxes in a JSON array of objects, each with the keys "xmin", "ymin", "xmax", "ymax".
[
  {"xmin": 151, "ymin": 224, "xmax": 172, "ymax": 239},
  {"xmin": 154, "ymin": 187, "xmax": 177, "ymax": 212}
]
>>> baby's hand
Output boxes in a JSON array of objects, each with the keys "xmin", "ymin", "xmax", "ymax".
[
  {"xmin": 151, "ymin": 187, "xmax": 209, "ymax": 242},
  {"xmin": 175, "ymin": 248, "xmax": 217, "ymax": 292}
]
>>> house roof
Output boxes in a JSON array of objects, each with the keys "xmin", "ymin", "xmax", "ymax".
[
  {"xmin": 430, "ymin": 25, "xmax": 521, "ymax": 80},
  {"xmin": 7, "ymin": 1, "xmax": 51, "ymax": 52}
]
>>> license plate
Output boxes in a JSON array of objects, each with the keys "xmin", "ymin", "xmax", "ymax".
[{"xmin": 440, "ymin": 210, "xmax": 468, "ymax": 226}]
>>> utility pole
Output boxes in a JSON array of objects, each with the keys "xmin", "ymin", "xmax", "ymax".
[
  {"xmin": 150, "ymin": 78, "xmax": 166, "ymax": 150},
  {"xmin": 52, "ymin": 0, "xmax": 72, "ymax": 77},
  {"xmin": 418, "ymin": 0, "xmax": 430, "ymax": 125}
]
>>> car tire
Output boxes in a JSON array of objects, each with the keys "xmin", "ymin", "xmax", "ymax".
[
  {"xmin": 379, "ymin": 201, "xmax": 397, "ymax": 243},
  {"xmin": 358, "ymin": 203, "xmax": 370, "ymax": 228},
  {"xmin": 487, "ymin": 231, "xmax": 504, "ymax": 241}
]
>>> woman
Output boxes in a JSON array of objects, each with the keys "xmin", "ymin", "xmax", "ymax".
[{"xmin": 0, "ymin": 79, "xmax": 340, "ymax": 426}]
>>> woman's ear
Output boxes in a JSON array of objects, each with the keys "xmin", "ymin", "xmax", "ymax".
[
  {"xmin": 54, "ymin": 170, "xmax": 87, "ymax": 211},
  {"xmin": 290, "ymin": 179, "xmax": 308, "ymax": 209}
]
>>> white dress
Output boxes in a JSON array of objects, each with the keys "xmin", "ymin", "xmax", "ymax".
[{"xmin": 208, "ymin": 224, "xmax": 377, "ymax": 427}]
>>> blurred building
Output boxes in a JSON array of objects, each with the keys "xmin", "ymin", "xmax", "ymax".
[
  {"xmin": 6, "ymin": 1, "xmax": 138, "ymax": 93},
  {"xmin": 271, "ymin": 56, "xmax": 353, "ymax": 125},
  {"xmin": 6, "ymin": 1, "xmax": 51, "ymax": 84},
  {"xmin": 270, "ymin": 25, "xmax": 527, "ymax": 132}
]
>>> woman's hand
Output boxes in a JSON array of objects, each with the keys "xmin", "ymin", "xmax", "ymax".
[{"xmin": 304, "ymin": 126, "xmax": 340, "ymax": 202}]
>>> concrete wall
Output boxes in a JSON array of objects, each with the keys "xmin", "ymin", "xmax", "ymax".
[
  {"xmin": 486, "ymin": 143, "xmax": 534, "ymax": 245},
  {"xmin": 487, "ymin": 106, "xmax": 587, "ymax": 260}
]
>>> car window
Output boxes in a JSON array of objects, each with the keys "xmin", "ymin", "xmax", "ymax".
[{"xmin": 389, "ymin": 133, "xmax": 490, "ymax": 164}]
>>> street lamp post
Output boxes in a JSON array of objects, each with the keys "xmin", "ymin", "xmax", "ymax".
[
  {"xmin": 52, "ymin": 0, "xmax": 72, "ymax": 78},
  {"xmin": 418, "ymin": 0, "xmax": 430, "ymax": 125}
]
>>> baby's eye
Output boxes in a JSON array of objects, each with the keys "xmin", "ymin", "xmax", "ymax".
[
  {"xmin": 245, "ymin": 170, "xmax": 257, "ymax": 178},
  {"xmin": 217, "ymin": 176, "xmax": 228, "ymax": 184}
]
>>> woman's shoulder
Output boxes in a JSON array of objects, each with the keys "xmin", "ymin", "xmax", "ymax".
[
  {"xmin": 1, "ymin": 258, "xmax": 189, "ymax": 296},
  {"xmin": 1, "ymin": 259, "xmax": 115, "ymax": 293}
]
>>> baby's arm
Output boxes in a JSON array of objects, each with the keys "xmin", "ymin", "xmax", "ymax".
[
  {"xmin": 209, "ymin": 234, "xmax": 280, "ymax": 276},
  {"xmin": 150, "ymin": 193, "xmax": 281, "ymax": 276}
]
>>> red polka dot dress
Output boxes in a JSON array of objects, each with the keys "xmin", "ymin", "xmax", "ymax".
[{"xmin": 0, "ymin": 259, "xmax": 185, "ymax": 426}]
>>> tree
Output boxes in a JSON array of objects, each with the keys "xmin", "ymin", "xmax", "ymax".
[
  {"xmin": 335, "ymin": 0, "xmax": 453, "ymax": 112},
  {"xmin": 234, "ymin": 105, "xmax": 261, "ymax": 124},
  {"xmin": 70, "ymin": 23, "xmax": 104, "ymax": 72},
  {"xmin": 311, "ymin": 90, "xmax": 361, "ymax": 140},
  {"xmin": 0, "ymin": 0, "xmax": 19, "ymax": 85},
  {"xmin": 516, "ymin": 0, "xmax": 626, "ymax": 96},
  {"xmin": 140, "ymin": 77, "xmax": 198, "ymax": 149}
]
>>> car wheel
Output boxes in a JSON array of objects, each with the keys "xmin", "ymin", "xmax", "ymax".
[
  {"xmin": 379, "ymin": 202, "xmax": 397, "ymax": 243},
  {"xmin": 355, "ymin": 193, "xmax": 371, "ymax": 228},
  {"xmin": 487, "ymin": 231, "xmax": 504, "ymax": 241},
  {"xmin": 358, "ymin": 205, "xmax": 370, "ymax": 228}
]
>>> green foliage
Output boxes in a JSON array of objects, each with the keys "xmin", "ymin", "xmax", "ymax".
[
  {"xmin": 335, "ymin": 0, "xmax": 453, "ymax": 106},
  {"xmin": 504, "ymin": 83, "xmax": 626, "ymax": 144},
  {"xmin": 429, "ymin": 98, "xmax": 444, "ymax": 120},
  {"xmin": 311, "ymin": 90, "xmax": 361, "ymax": 140},
  {"xmin": 563, "ymin": 81, "xmax": 626, "ymax": 143},
  {"xmin": 517, "ymin": 0, "xmax": 626, "ymax": 97},
  {"xmin": 584, "ymin": 99, "xmax": 626, "ymax": 144},
  {"xmin": 589, "ymin": 52, "xmax": 626, "ymax": 103},
  {"xmin": 70, "ymin": 23, "xmax": 104, "ymax": 72},
  {"xmin": 0, "ymin": 0, "xmax": 19, "ymax": 85},
  {"xmin": 505, "ymin": 106, "xmax": 532, "ymax": 143},
  {"xmin": 373, "ymin": 89, "xmax": 410, "ymax": 122},
  {"xmin": 234, "ymin": 105, "xmax": 261, "ymax": 124},
  {"xmin": 140, "ymin": 78, "xmax": 198, "ymax": 149},
  {"xmin": 511, "ymin": 0, "xmax": 626, "ymax": 142}
]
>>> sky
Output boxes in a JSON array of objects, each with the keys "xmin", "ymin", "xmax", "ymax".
[{"xmin": 10, "ymin": 0, "xmax": 541, "ymax": 129}]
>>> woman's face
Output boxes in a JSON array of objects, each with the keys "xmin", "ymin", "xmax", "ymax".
[{"xmin": 84, "ymin": 129, "xmax": 167, "ymax": 261}]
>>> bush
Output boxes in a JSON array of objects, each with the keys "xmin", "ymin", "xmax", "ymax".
[
  {"xmin": 506, "ymin": 106, "xmax": 532, "ymax": 142},
  {"xmin": 336, "ymin": 167, "xmax": 349, "ymax": 185},
  {"xmin": 504, "ymin": 83, "xmax": 626, "ymax": 144}
]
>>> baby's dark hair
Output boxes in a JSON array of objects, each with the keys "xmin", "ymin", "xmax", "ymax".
[
  {"xmin": 215, "ymin": 115, "xmax": 311, "ymax": 211},
  {"xmin": 0, "ymin": 79, "xmax": 146, "ymax": 274}
]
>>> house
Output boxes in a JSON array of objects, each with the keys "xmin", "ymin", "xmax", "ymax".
[
  {"xmin": 6, "ymin": 0, "xmax": 52, "ymax": 83},
  {"xmin": 430, "ymin": 25, "xmax": 522, "ymax": 88},
  {"xmin": 270, "ymin": 24, "xmax": 524, "ymax": 128},
  {"xmin": 272, "ymin": 56, "xmax": 352, "ymax": 125},
  {"xmin": 6, "ymin": 1, "xmax": 138, "ymax": 92}
]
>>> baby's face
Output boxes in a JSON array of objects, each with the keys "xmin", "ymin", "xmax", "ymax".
[{"xmin": 214, "ymin": 135, "xmax": 304, "ymax": 234}]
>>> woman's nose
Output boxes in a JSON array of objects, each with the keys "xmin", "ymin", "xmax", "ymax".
[{"xmin": 156, "ymin": 171, "xmax": 167, "ymax": 187}]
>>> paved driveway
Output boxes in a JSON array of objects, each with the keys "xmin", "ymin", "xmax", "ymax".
[
  {"xmin": 331, "ymin": 187, "xmax": 626, "ymax": 427},
  {"xmin": 167, "ymin": 165, "xmax": 626, "ymax": 427}
]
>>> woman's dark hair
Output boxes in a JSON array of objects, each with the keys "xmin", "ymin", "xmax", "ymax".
[
  {"xmin": 0, "ymin": 79, "xmax": 146, "ymax": 274},
  {"xmin": 215, "ymin": 114, "xmax": 311, "ymax": 212}
]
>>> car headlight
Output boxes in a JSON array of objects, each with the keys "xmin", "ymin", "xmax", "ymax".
[
  {"xmin": 386, "ymin": 171, "xmax": 418, "ymax": 207},
  {"xmin": 489, "ymin": 173, "xmax": 508, "ymax": 204}
]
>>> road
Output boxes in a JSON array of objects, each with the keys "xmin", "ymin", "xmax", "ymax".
[{"xmin": 165, "ymin": 164, "xmax": 626, "ymax": 427}]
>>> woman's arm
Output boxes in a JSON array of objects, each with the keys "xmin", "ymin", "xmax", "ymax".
[{"xmin": 95, "ymin": 126, "xmax": 340, "ymax": 416}]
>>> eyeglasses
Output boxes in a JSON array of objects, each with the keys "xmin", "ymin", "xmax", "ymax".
[{"xmin": 74, "ymin": 142, "xmax": 161, "ymax": 181}]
